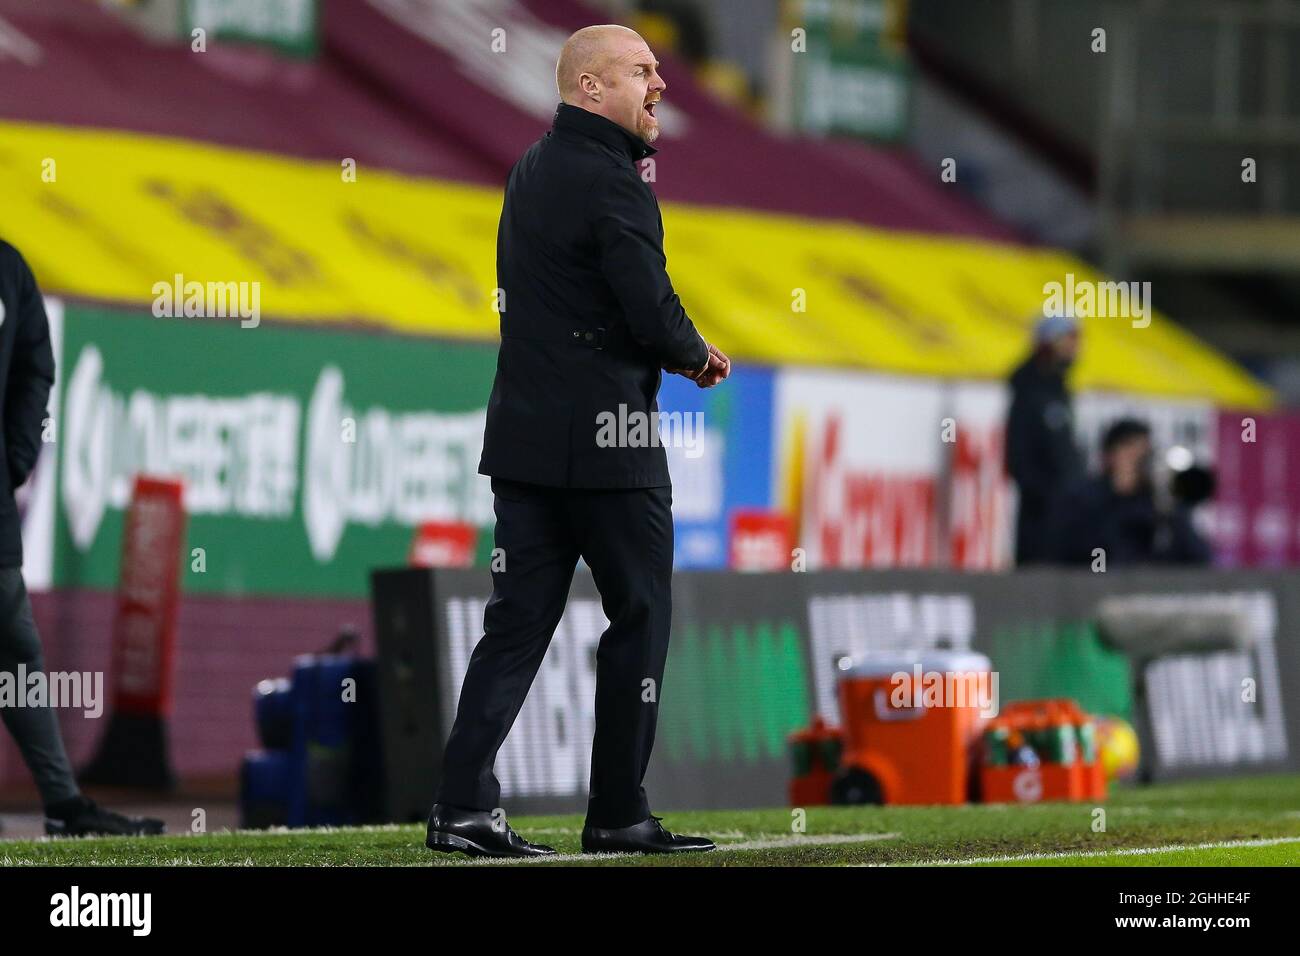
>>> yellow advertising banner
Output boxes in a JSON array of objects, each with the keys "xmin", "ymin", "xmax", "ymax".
[{"xmin": 0, "ymin": 121, "xmax": 1270, "ymax": 406}]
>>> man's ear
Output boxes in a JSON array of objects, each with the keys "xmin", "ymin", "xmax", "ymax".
[{"xmin": 580, "ymin": 72, "xmax": 602, "ymax": 101}]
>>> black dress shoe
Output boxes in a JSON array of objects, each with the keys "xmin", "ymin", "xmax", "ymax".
[
  {"xmin": 582, "ymin": 814, "xmax": 716, "ymax": 854},
  {"xmin": 425, "ymin": 804, "xmax": 556, "ymax": 859},
  {"xmin": 44, "ymin": 797, "xmax": 165, "ymax": 837}
]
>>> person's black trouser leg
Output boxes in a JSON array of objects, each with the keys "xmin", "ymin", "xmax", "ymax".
[
  {"xmin": 576, "ymin": 485, "xmax": 673, "ymax": 829},
  {"xmin": 1015, "ymin": 494, "xmax": 1052, "ymax": 565},
  {"xmin": 0, "ymin": 567, "xmax": 80, "ymax": 808},
  {"xmin": 434, "ymin": 480, "xmax": 579, "ymax": 812}
]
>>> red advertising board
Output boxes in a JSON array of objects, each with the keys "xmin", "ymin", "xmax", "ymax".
[
  {"xmin": 110, "ymin": 476, "xmax": 187, "ymax": 716},
  {"xmin": 729, "ymin": 509, "xmax": 793, "ymax": 571},
  {"xmin": 408, "ymin": 521, "xmax": 477, "ymax": 569}
]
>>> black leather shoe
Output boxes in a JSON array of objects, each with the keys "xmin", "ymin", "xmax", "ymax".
[
  {"xmin": 44, "ymin": 797, "xmax": 164, "ymax": 837},
  {"xmin": 582, "ymin": 814, "xmax": 716, "ymax": 854},
  {"xmin": 425, "ymin": 804, "xmax": 556, "ymax": 859}
]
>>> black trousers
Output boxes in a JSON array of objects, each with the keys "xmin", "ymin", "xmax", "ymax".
[
  {"xmin": 434, "ymin": 478, "xmax": 674, "ymax": 829},
  {"xmin": 0, "ymin": 567, "xmax": 79, "ymax": 808},
  {"xmin": 1014, "ymin": 492, "xmax": 1056, "ymax": 565}
]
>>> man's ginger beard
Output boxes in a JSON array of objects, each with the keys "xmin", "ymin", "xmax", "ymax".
[
  {"xmin": 638, "ymin": 105, "xmax": 659, "ymax": 143},
  {"xmin": 591, "ymin": 71, "xmax": 661, "ymax": 144}
]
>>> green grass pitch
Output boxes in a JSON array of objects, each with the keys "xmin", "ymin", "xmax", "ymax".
[{"xmin": 2, "ymin": 774, "xmax": 1298, "ymax": 867}]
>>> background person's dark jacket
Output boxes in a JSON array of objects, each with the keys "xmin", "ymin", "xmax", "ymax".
[
  {"xmin": 479, "ymin": 103, "xmax": 709, "ymax": 489},
  {"xmin": 1051, "ymin": 476, "xmax": 1158, "ymax": 567},
  {"xmin": 0, "ymin": 241, "xmax": 55, "ymax": 568},
  {"xmin": 1153, "ymin": 503, "xmax": 1213, "ymax": 565},
  {"xmin": 1005, "ymin": 356, "xmax": 1084, "ymax": 563}
]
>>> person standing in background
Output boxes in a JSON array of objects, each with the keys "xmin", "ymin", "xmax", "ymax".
[
  {"xmin": 1052, "ymin": 418, "xmax": 1157, "ymax": 566},
  {"xmin": 1005, "ymin": 314, "xmax": 1084, "ymax": 565},
  {"xmin": 1054, "ymin": 420, "xmax": 1214, "ymax": 567},
  {"xmin": 0, "ymin": 239, "xmax": 164, "ymax": 837}
]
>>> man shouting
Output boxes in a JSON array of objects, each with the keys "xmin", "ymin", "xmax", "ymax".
[{"xmin": 426, "ymin": 24, "xmax": 729, "ymax": 858}]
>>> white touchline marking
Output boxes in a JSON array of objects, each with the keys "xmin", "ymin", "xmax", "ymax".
[
  {"xmin": 712, "ymin": 832, "xmax": 898, "ymax": 853},
  {"xmin": 445, "ymin": 832, "xmax": 900, "ymax": 865},
  {"xmin": 857, "ymin": 835, "xmax": 1300, "ymax": 867},
  {"xmin": 218, "ymin": 823, "xmax": 413, "ymax": 838}
]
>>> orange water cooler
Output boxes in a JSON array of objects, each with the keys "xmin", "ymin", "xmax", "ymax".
[{"xmin": 830, "ymin": 651, "xmax": 993, "ymax": 805}]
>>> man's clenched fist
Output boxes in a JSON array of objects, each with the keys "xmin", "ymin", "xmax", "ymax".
[{"xmin": 667, "ymin": 341, "xmax": 731, "ymax": 389}]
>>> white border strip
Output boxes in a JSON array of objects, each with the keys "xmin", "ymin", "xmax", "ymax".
[{"xmin": 881, "ymin": 835, "xmax": 1300, "ymax": 867}]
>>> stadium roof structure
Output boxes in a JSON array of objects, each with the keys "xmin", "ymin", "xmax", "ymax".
[
  {"xmin": 0, "ymin": 0, "xmax": 1006, "ymax": 236},
  {"xmin": 0, "ymin": 0, "xmax": 1271, "ymax": 407},
  {"xmin": 0, "ymin": 0, "xmax": 492, "ymax": 183},
  {"xmin": 322, "ymin": 0, "xmax": 1013, "ymax": 238}
]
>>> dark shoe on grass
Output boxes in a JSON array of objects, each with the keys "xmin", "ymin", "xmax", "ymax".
[
  {"xmin": 426, "ymin": 803, "xmax": 556, "ymax": 859},
  {"xmin": 45, "ymin": 796, "xmax": 165, "ymax": 837},
  {"xmin": 582, "ymin": 814, "xmax": 715, "ymax": 854}
]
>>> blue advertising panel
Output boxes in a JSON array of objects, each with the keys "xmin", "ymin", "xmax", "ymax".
[{"xmin": 658, "ymin": 366, "xmax": 776, "ymax": 568}]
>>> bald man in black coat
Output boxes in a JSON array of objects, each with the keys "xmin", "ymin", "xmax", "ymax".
[{"xmin": 425, "ymin": 25, "xmax": 728, "ymax": 858}]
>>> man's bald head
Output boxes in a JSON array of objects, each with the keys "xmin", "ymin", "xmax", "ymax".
[
  {"xmin": 555, "ymin": 24, "xmax": 642, "ymax": 104},
  {"xmin": 555, "ymin": 24, "xmax": 666, "ymax": 144}
]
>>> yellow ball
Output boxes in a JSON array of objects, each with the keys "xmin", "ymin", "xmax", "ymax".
[{"xmin": 1096, "ymin": 717, "xmax": 1140, "ymax": 781}]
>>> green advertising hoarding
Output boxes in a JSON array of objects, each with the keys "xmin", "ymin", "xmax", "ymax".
[
  {"xmin": 184, "ymin": 0, "xmax": 320, "ymax": 58},
  {"xmin": 788, "ymin": 0, "xmax": 912, "ymax": 142},
  {"xmin": 55, "ymin": 306, "xmax": 498, "ymax": 598}
]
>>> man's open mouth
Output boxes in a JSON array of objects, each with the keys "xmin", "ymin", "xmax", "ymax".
[{"xmin": 644, "ymin": 101, "xmax": 657, "ymax": 117}]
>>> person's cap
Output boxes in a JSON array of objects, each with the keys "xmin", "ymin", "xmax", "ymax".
[{"xmin": 1034, "ymin": 313, "xmax": 1078, "ymax": 345}]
